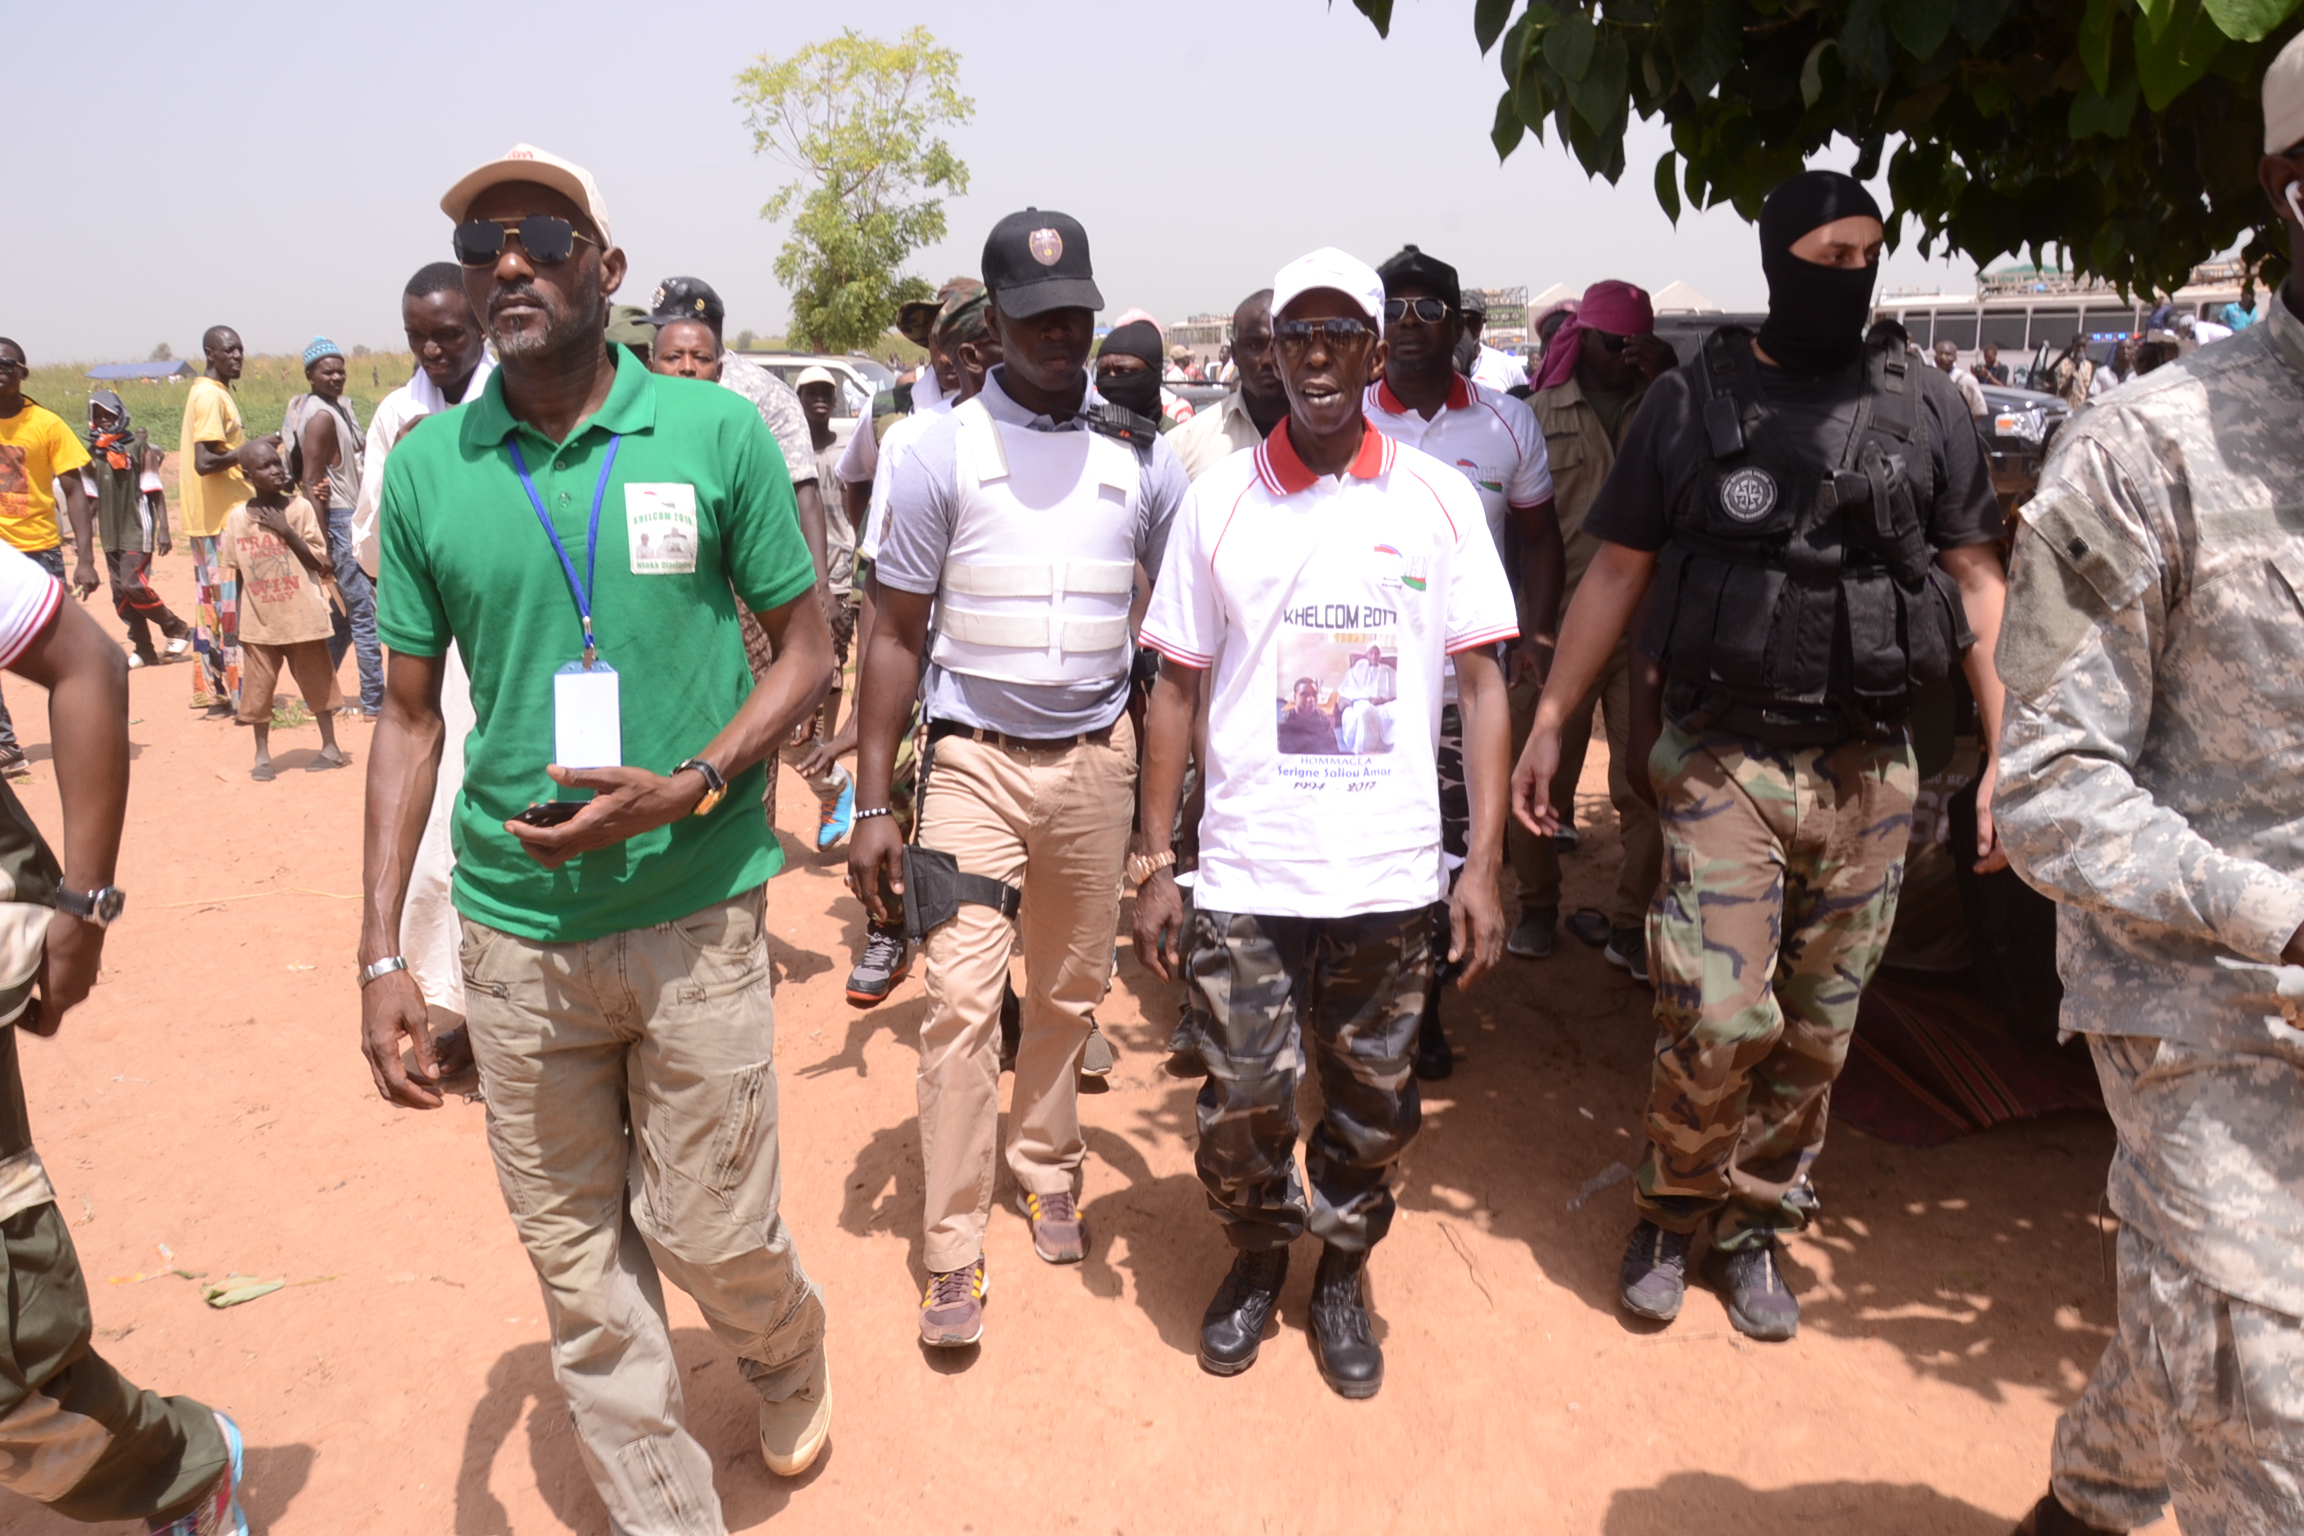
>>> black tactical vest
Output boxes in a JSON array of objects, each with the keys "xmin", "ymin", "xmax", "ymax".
[{"xmin": 1640, "ymin": 328, "xmax": 1973, "ymax": 746}]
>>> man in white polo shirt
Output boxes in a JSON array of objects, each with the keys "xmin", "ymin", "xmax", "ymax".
[
  {"xmin": 849, "ymin": 209, "xmax": 1189, "ymax": 1348},
  {"xmin": 1362, "ymin": 244, "xmax": 1557, "ymax": 1081},
  {"xmin": 1132, "ymin": 247, "xmax": 1517, "ymax": 1399}
]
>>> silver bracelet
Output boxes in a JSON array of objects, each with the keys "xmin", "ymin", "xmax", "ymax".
[
  {"xmin": 357, "ymin": 955, "xmax": 409, "ymax": 989},
  {"xmin": 854, "ymin": 806, "xmax": 894, "ymax": 822}
]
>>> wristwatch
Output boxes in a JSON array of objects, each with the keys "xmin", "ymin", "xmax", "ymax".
[
  {"xmin": 674, "ymin": 757, "xmax": 728, "ymax": 817},
  {"xmin": 1125, "ymin": 849, "xmax": 1176, "ymax": 887},
  {"xmin": 55, "ymin": 885, "xmax": 125, "ymax": 928}
]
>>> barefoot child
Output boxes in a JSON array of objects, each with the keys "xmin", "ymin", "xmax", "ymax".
[{"xmin": 222, "ymin": 438, "xmax": 348, "ymax": 780}]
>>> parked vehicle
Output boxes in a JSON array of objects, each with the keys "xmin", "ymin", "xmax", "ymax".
[{"xmin": 735, "ymin": 353, "xmax": 896, "ymax": 420}]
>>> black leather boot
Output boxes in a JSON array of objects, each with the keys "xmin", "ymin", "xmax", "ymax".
[
  {"xmin": 1307, "ymin": 1245, "xmax": 1383, "ymax": 1399},
  {"xmin": 1197, "ymin": 1247, "xmax": 1288, "ymax": 1376}
]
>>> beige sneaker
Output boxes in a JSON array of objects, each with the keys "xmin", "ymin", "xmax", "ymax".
[{"xmin": 757, "ymin": 1345, "xmax": 832, "ymax": 1477}]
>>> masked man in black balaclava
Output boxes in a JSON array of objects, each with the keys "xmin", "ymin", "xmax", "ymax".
[
  {"xmin": 1507, "ymin": 168, "xmax": 2011, "ymax": 1343},
  {"xmin": 1093, "ymin": 319, "xmax": 1171, "ymax": 432}
]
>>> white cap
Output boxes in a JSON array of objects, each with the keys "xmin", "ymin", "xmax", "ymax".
[
  {"xmin": 440, "ymin": 143, "xmax": 613, "ymax": 247},
  {"xmin": 794, "ymin": 365, "xmax": 838, "ymax": 389},
  {"xmin": 1272, "ymin": 247, "xmax": 1386, "ymax": 333},
  {"xmin": 2269, "ymin": 32, "xmax": 2304, "ymax": 152}
]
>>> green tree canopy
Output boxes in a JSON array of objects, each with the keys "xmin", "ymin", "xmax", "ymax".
[
  {"xmin": 736, "ymin": 26, "xmax": 974, "ymax": 353},
  {"xmin": 1350, "ymin": 0, "xmax": 2304, "ymax": 296}
]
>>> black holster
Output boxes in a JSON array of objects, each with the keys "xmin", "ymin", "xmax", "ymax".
[{"xmin": 900, "ymin": 844, "xmax": 1022, "ymax": 946}]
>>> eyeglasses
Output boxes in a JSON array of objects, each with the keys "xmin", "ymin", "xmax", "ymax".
[
  {"xmin": 1587, "ymin": 330, "xmax": 1631, "ymax": 354},
  {"xmin": 452, "ymin": 215, "xmax": 600, "ymax": 268},
  {"xmin": 0, "ymin": 358, "xmax": 24, "ymax": 375},
  {"xmin": 1381, "ymin": 297, "xmax": 1453, "ymax": 325},
  {"xmin": 1273, "ymin": 317, "xmax": 1376, "ymax": 353}
]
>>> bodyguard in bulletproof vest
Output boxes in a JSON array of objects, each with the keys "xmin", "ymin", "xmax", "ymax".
[{"xmin": 1512, "ymin": 170, "xmax": 2010, "ymax": 1343}]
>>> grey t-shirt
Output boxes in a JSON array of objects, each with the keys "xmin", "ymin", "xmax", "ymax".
[{"xmin": 876, "ymin": 367, "xmax": 1189, "ymax": 735}]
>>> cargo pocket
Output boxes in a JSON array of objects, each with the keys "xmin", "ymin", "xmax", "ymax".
[
  {"xmin": 667, "ymin": 892, "xmax": 769, "ymax": 1000},
  {"xmin": 458, "ymin": 922, "xmax": 510, "ymax": 1002},
  {"xmin": 1647, "ymin": 840, "xmax": 1704, "ymax": 1017},
  {"xmin": 2231, "ymin": 1298, "xmax": 2304, "ymax": 1467},
  {"xmin": 704, "ymin": 1062, "xmax": 773, "ymax": 1198}
]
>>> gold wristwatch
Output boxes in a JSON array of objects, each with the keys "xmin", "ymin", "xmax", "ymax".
[
  {"xmin": 1125, "ymin": 849, "xmax": 1176, "ymax": 887},
  {"xmin": 674, "ymin": 757, "xmax": 727, "ymax": 816}
]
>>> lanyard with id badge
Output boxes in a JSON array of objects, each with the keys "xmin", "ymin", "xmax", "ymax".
[{"xmin": 511, "ymin": 436, "xmax": 621, "ymax": 821}]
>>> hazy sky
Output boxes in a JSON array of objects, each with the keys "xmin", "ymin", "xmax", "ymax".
[{"xmin": 8, "ymin": 0, "xmax": 1982, "ymax": 364}]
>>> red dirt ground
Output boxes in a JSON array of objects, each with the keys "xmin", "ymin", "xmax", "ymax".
[{"xmin": 2, "ymin": 534, "xmax": 2170, "ymax": 1536}]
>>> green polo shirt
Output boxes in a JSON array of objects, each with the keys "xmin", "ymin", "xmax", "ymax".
[{"xmin": 376, "ymin": 346, "xmax": 814, "ymax": 943}]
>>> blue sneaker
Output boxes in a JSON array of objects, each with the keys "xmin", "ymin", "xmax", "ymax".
[
  {"xmin": 816, "ymin": 767, "xmax": 855, "ymax": 850},
  {"xmin": 149, "ymin": 1410, "xmax": 246, "ymax": 1535}
]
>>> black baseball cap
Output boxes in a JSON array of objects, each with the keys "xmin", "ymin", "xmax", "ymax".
[
  {"xmin": 647, "ymin": 276, "xmax": 724, "ymax": 331},
  {"xmin": 1376, "ymin": 244, "xmax": 1462, "ymax": 312},
  {"xmin": 981, "ymin": 208, "xmax": 1102, "ymax": 319}
]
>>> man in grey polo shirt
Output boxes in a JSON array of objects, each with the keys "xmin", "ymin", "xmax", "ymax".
[{"xmin": 848, "ymin": 208, "xmax": 1188, "ymax": 1347}]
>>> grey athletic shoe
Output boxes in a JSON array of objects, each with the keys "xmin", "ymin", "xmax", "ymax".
[
  {"xmin": 1619, "ymin": 1220, "xmax": 1692, "ymax": 1322},
  {"xmin": 1718, "ymin": 1242, "xmax": 1800, "ymax": 1341},
  {"xmin": 1506, "ymin": 906, "xmax": 1557, "ymax": 960},
  {"xmin": 1603, "ymin": 924, "xmax": 1651, "ymax": 984},
  {"xmin": 1080, "ymin": 1017, "xmax": 1116, "ymax": 1079},
  {"xmin": 846, "ymin": 923, "xmax": 910, "ymax": 1007}
]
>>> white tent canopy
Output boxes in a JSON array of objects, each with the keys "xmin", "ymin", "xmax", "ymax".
[{"xmin": 1652, "ymin": 280, "xmax": 1722, "ymax": 314}]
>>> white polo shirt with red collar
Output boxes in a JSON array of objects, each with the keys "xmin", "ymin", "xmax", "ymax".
[
  {"xmin": 1140, "ymin": 419, "xmax": 1519, "ymax": 919},
  {"xmin": 1361, "ymin": 374, "xmax": 1553, "ymax": 551}
]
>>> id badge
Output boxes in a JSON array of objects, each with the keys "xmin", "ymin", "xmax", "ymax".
[{"xmin": 553, "ymin": 660, "xmax": 622, "ymax": 768}]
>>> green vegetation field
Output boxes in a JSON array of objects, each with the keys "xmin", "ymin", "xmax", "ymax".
[{"xmin": 23, "ymin": 353, "xmax": 418, "ymax": 456}]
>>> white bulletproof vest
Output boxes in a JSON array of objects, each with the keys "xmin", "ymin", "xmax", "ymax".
[{"xmin": 929, "ymin": 398, "xmax": 1142, "ymax": 687}]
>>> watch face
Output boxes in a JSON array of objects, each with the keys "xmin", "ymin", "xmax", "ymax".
[{"xmin": 94, "ymin": 888, "xmax": 125, "ymax": 924}]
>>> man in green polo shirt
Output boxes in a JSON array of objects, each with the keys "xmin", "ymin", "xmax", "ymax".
[{"xmin": 355, "ymin": 145, "xmax": 838, "ymax": 1530}]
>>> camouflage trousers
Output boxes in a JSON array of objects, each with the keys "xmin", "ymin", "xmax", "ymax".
[
  {"xmin": 1636, "ymin": 720, "xmax": 1915, "ymax": 1249},
  {"xmin": 1187, "ymin": 905, "xmax": 1433, "ymax": 1253},
  {"xmin": 2051, "ymin": 1033, "xmax": 2304, "ymax": 1535}
]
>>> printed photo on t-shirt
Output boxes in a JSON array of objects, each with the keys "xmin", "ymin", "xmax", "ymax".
[{"xmin": 1275, "ymin": 614, "xmax": 1400, "ymax": 764}]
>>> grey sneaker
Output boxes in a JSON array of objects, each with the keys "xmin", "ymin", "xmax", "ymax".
[
  {"xmin": 919, "ymin": 1257, "xmax": 988, "ymax": 1347},
  {"xmin": 1506, "ymin": 907, "xmax": 1557, "ymax": 960},
  {"xmin": 1017, "ymin": 1188, "xmax": 1088, "ymax": 1263},
  {"xmin": 1718, "ymin": 1242, "xmax": 1800, "ymax": 1341},
  {"xmin": 1080, "ymin": 1017, "xmax": 1116, "ymax": 1079},
  {"xmin": 1604, "ymin": 925, "xmax": 1651, "ymax": 984},
  {"xmin": 846, "ymin": 923, "xmax": 911, "ymax": 1007},
  {"xmin": 1619, "ymin": 1220, "xmax": 1692, "ymax": 1322}
]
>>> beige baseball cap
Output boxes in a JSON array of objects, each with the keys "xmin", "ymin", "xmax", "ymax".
[
  {"xmin": 2266, "ymin": 32, "xmax": 2304, "ymax": 152},
  {"xmin": 440, "ymin": 143, "xmax": 614, "ymax": 246}
]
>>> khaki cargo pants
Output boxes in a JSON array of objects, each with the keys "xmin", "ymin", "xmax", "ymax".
[
  {"xmin": 1636, "ymin": 721, "xmax": 1914, "ymax": 1250},
  {"xmin": 914, "ymin": 717, "xmax": 1137, "ymax": 1274},
  {"xmin": 463, "ymin": 887, "xmax": 826, "ymax": 1536}
]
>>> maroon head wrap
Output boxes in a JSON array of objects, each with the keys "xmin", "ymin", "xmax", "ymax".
[{"xmin": 1531, "ymin": 281, "xmax": 1655, "ymax": 392}]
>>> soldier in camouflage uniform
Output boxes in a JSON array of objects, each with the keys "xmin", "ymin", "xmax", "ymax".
[
  {"xmin": 1993, "ymin": 41, "xmax": 2304, "ymax": 1535},
  {"xmin": 1514, "ymin": 170, "xmax": 2010, "ymax": 1342}
]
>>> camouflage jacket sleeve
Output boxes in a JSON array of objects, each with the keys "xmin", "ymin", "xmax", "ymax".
[{"xmin": 1993, "ymin": 433, "xmax": 2304, "ymax": 965}]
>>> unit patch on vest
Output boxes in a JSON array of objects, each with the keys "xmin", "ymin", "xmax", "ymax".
[{"xmin": 1719, "ymin": 467, "xmax": 1778, "ymax": 524}]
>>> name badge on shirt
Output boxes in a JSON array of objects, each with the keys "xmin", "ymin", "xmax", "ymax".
[
  {"xmin": 626, "ymin": 483, "xmax": 698, "ymax": 574},
  {"xmin": 554, "ymin": 660, "xmax": 622, "ymax": 769}
]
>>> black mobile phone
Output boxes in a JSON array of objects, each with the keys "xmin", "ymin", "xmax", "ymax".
[{"xmin": 512, "ymin": 800, "xmax": 584, "ymax": 828}]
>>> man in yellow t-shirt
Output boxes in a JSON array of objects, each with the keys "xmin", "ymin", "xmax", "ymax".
[
  {"xmin": 181, "ymin": 325, "xmax": 252, "ymax": 714},
  {"xmin": 0, "ymin": 337, "xmax": 100, "ymax": 772}
]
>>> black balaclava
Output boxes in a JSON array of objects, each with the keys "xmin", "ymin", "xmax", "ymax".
[
  {"xmin": 1095, "ymin": 320, "xmax": 1165, "ymax": 418},
  {"xmin": 1754, "ymin": 170, "xmax": 1884, "ymax": 376}
]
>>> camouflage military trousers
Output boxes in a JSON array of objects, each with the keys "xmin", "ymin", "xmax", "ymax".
[
  {"xmin": 2051, "ymin": 1033, "xmax": 2304, "ymax": 1535},
  {"xmin": 1187, "ymin": 905, "xmax": 1433, "ymax": 1253},
  {"xmin": 1636, "ymin": 721, "xmax": 1915, "ymax": 1249}
]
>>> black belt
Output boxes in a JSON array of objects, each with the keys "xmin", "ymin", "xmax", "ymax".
[{"xmin": 927, "ymin": 720, "xmax": 1116, "ymax": 751}]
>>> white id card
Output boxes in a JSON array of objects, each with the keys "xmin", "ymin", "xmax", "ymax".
[{"xmin": 554, "ymin": 660, "xmax": 622, "ymax": 768}]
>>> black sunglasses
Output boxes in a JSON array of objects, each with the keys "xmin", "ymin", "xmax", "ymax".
[
  {"xmin": 1587, "ymin": 329, "xmax": 1631, "ymax": 354},
  {"xmin": 1274, "ymin": 317, "xmax": 1376, "ymax": 351},
  {"xmin": 452, "ymin": 215, "xmax": 600, "ymax": 268},
  {"xmin": 1381, "ymin": 297, "xmax": 1453, "ymax": 325}
]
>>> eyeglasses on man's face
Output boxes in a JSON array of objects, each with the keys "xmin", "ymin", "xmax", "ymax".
[
  {"xmin": 1274, "ymin": 317, "xmax": 1376, "ymax": 353},
  {"xmin": 1381, "ymin": 297, "xmax": 1452, "ymax": 326}
]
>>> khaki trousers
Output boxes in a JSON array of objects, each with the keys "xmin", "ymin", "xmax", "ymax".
[
  {"xmin": 915, "ymin": 716, "xmax": 1137, "ymax": 1273},
  {"xmin": 462, "ymin": 888, "xmax": 825, "ymax": 1536},
  {"xmin": 1510, "ymin": 638, "xmax": 1664, "ymax": 929}
]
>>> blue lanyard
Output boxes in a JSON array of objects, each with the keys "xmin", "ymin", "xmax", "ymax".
[{"xmin": 508, "ymin": 435, "xmax": 620, "ymax": 666}]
